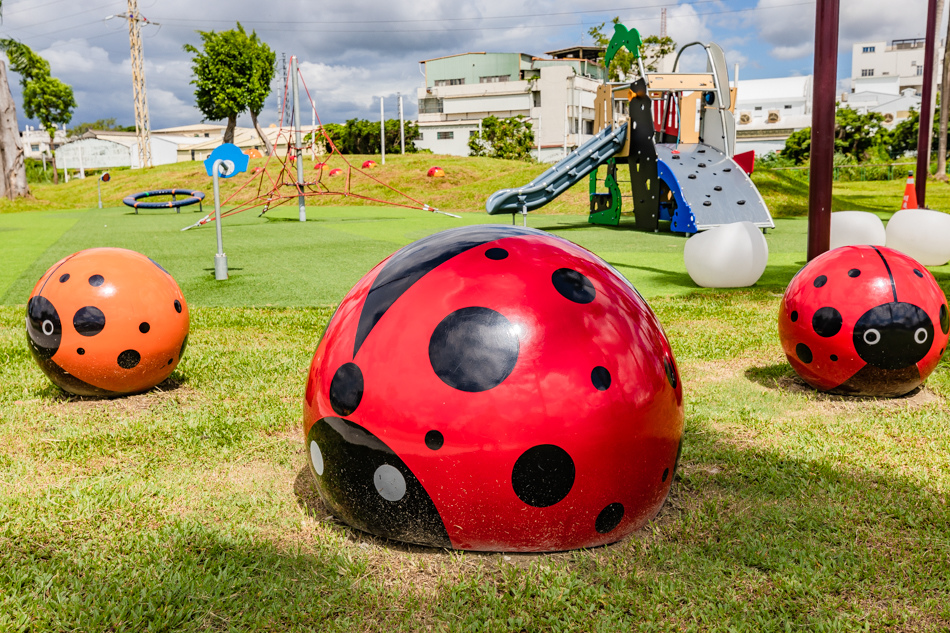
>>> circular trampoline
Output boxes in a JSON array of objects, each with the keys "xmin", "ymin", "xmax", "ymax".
[{"xmin": 123, "ymin": 189, "xmax": 205, "ymax": 214}]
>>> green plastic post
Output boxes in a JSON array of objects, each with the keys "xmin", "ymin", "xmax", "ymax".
[
  {"xmin": 588, "ymin": 160, "xmax": 622, "ymax": 226},
  {"xmin": 603, "ymin": 23, "xmax": 643, "ymax": 75}
]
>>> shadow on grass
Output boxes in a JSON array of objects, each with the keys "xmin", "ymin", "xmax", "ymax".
[{"xmin": 744, "ymin": 361, "xmax": 934, "ymax": 404}]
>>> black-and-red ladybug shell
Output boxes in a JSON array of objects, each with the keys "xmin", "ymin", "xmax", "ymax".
[{"xmin": 779, "ymin": 245, "xmax": 949, "ymax": 396}]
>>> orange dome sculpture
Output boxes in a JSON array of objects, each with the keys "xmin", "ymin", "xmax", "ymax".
[{"xmin": 26, "ymin": 248, "xmax": 190, "ymax": 397}]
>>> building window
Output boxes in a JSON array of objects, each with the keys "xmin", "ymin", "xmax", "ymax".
[
  {"xmin": 918, "ymin": 65, "xmax": 924, "ymax": 76},
  {"xmin": 754, "ymin": 106, "xmax": 762, "ymax": 111},
  {"xmin": 911, "ymin": 60, "xmax": 917, "ymax": 66},
  {"xmin": 479, "ymin": 75, "xmax": 509, "ymax": 83},
  {"xmin": 784, "ymin": 105, "xmax": 792, "ymax": 109},
  {"xmin": 30, "ymin": 144, "xmax": 39, "ymax": 151},
  {"xmin": 418, "ymin": 133, "xmax": 423, "ymax": 140},
  {"xmin": 861, "ymin": 68, "xmax": 874, "ymax": 77},
  {"xmin": 533, "ymin": 92, "xmax": 541, "ymax": 107},
  {"xmin": 437, "ymin": 131, "xmax": 454, "ymax": 140},
  {"xmin": 862, "ymin": 46, "xmax": 875, "ymax": 53},
  {"xmin": 419, "ymin": 97, "xmax": 444, "ymax": 114},
  {"xmin": 584, "ymin": 120, "xmax": 594, "ymax": 135},
  {"xmin": 434, "ymin": 78, "xmax": 465, "ymax": 87},
  {"xmin": 469, "ymin": 130, "xmax": 478, "ymax": 137}
]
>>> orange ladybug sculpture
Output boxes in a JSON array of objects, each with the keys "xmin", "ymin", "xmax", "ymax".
[{"xmin": 26, "ymin": 248, "xmax": 190, "ymax": 397}]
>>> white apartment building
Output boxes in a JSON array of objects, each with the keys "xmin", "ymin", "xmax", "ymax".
[
  {"xmin": 415, "ymin": 49, "xmax": 606, "ymax": 162},
  {"xmin": 851, "ymin": 38, "xmax": 943, "ymax": 95},
  {"xmin": 21, "ymin": 126, "xmax": 67, "ymax": 159}
]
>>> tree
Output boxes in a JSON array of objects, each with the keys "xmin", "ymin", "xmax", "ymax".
[
  {"xmin": 0, "ymin": 7, "xmax": 32, "ymax": 199},
  {"xmin": 588, "ymin": 18, "xmax": 676, "ymax": 79},
  {"xmin": 781, "ymin": 107, "xmax": 891, "ymax": 165},
  {"xmin": 1, "ymin": 39, "xmax": 75, "ymax": 184},
  {"xmin": 184, "ymin": 23, "xmax": 275, "ymax": 148},
  {"xmin": 468, "ymin": 115, "xmax": 534, "ymax": 160}
]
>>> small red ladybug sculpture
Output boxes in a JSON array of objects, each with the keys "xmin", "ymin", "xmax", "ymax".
[
  {"xmin": 303, "ymin": 225, "xmax": 684, "ymax": 552},
  {"xmin": 26, "ymin": 247, "xmax": 190, "ymax": 397},
  {"xmin": 779, "ymin": 245, "xmax": 949, "ymax": 396}
]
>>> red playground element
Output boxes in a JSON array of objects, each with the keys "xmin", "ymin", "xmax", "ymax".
[
  {"xmin": 427, "ymin": 166, "xmax": 445, "ymax": 178},
  {"xmin": 779, "ymin": 245, "xmax": 949, "ymax": 396},
  {"xmin": 362, "ymin": 160, "xmax": 377, "ymax": 169},
  {"xmin": 901, "ymin": 173, "xmax": 918, "ymax": 209},
  {"xmin": 26, "ymin": 248, "xmax": 190, "ymax": 397},
  {"xmin": 314, "ymin": 162, "xmax": 329, "ymax": 170},
  {"xmin": 732, "ymin": 150, "xmax": 755, "ymax": 175},
  {"xmin": 328, "ymin": 168, "xmax": 343, "ymax": 177},
  {"xmin": 302, "ymin": 225, "xmax": 684, "ymax": 551}
]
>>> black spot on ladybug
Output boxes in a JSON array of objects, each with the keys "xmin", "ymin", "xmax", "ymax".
[
  {"xmin": 664, "ymin": 356, "xmax": 677, "ymax": 389},
  {"xmin": 812, "ymin": 307, "xmax": 842, "ymax": 338},
  {"xmin": 595, "ymin": 503, "xmax": 624, "ymax": 534},
  {"xmin": 552, "ymin": 268, "xmax": 596, "ymax": 304},
  {"xmin": 485, "ymin": 247, "xmax": 508, "ymax": 260},
  {"xmin": 848, "ymin": 269, "xmax": 861, "ymax": 278},
  {"xmin": 830, "ymin": 354, "xmax": 838, "ymax": 361},
  {"xmin": 511, "ymin": 444, "xmax": 575, "ymax": 508},
  {"xmin": 88, "ymin": 274, "xmax": 104, "ymax": 287},
  {"xmin": 790, "ymin": 310, "xmax": 798, "ymax": 322},
  {"xmin": 307, "ymin": 417, "xmax": 450, "ymax": 548},
  {"xmin": 940, "ymin": 304, "xmax": 949, "ymax": 334},
  {"xmin": 26, "ymin": 296, "xmax": 61, "ymax": 360},
  {"xmin": 174, "ymin": 300, "xmax": 182, "ymax": 313},
  {"xmin": 59, "ymin": 274, "xmax": 70, "ymax": 283},
  {"xmin": 167, "ymin": 358, "xmax": 173, "ymax": 365},
  {"xmin": 813, "ymin": 275, "xmax": 827, "ymax": 288},
  {"xmin": 429, "ymin": 307, "xmax": 520, "ymax": 392},
  {"xmin": 330, "ymin": 362, "xmax": 364, "ymax": 416},
  {"xmin": 853, "ymin": 302, "xmax": 934, "ymax": 370},
  {"xmin": 139, "ymin": 322, "xmax": 150, "ymax": 334},
  {"xmin": 77, "ymin": 348, "xmax": 85, "ymax": 355},
  {"xmin": 662, "ymin": 468, "xmax": 670, "ymax": 482},
  {"xmin": 591, "ymin": 366, "xmax": 611, "ymax": 391},
  {"xmin": 73, "ymin": 306, "xmax": 106, "ymax": 337},
  {"xmin": 914, "ymin": 269, "xmax": 924, "ymax": 278},
  {"xmin": 117, "ymin": 349, "xmax": 141, "ymax": 369},
  {"xmin": 425, "ymin": 430, "xmax": 444, "ymax": 450},
  {"xmin": 796, "ymin": 343, "xmax": 813, "ymax": 364},
  {"xmin": 353, "ymin": 225, "xmax": 542, "ymax": 356},
  {"xmin": 149, "ymin": 258, "xmax": 170, "ymax": 274}
]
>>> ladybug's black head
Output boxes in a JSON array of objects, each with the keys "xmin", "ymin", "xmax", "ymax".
[{"xmin": 853, "ymin": 302, "xmax": 934, "ymax": 370}]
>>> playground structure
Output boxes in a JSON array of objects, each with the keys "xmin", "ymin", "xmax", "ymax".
[
  {"xmin": 181, "ymin": 57, "xmax": 453, "ymax": 232},
  {"xmin": 486, "ymin": 23, "xmax": 774, "ymax": 235},
  {"xmin": 123, "ymin": 189, "xmax": 205, "ymax": 214}
]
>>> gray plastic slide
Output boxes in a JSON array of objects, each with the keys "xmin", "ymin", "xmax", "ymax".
[{"xmin": 485, "ymin": 123, "xmax": 627, "ymax": 215}]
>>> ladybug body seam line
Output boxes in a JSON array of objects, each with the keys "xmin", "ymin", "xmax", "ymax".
[
  {"xmin": 870, "ymin": 245, "xmax": 899, "ymax": 302},
  {"xmin": 36, "ymin": 253, "xmax": 80, "ymax": 298}
]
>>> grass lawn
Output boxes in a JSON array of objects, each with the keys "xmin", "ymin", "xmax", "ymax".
[{"xmin": 1, "ymin": 161, "xmax": 950, "ymax": 631}]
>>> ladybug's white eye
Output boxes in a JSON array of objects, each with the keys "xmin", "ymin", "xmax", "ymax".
[
  {"xmin": 864, "ymin": 329, "xmax": 881, "ymax": 345},
  {"xmin": 915, "ymin": 328, "xmax": 929, "ymax": 344},
  {"xmin": 42, "ymin": 319, "xmax": 54, "ymax": 335}
]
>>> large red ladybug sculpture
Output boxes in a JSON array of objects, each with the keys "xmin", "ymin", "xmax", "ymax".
[
  {"xmin": 779, "ymin": 245, "xmax": 949, "ymax": 396},
  {"xmin": 26, "ymin": 247, "xmax": 190, "ymax": 397},
  {"xmin": 303, "ymin": 225, "xmax": 684, "ymax": 552}
]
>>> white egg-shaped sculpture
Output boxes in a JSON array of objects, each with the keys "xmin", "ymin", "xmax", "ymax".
[
  {"xmin": 684, "ymin": 221, "xmax": 769, "ymax": 288},
  {"xmin": 829, "ymin": 211, "xmax": 886, "ymax": 249},
  {"xmin": 885, "ymin": 208, "xmax": 950, "ymax": 266}
]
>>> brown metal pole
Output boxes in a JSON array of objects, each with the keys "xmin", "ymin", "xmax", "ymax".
[
  {"xmin": 916, "ymin": 0, "xmax": 939, "ymax": 207},
  {"xmin": 807, "ymin": 0, "xmax": 840, "ymax": 260}
]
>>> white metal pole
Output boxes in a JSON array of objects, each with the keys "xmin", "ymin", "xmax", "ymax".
[
  {"xmin": 399, "ymin": 93, "xmax": 405, "ymax": 154},
  {"xmin": 291, "ymin": 55, "xmax": 306, "ymax": 222},
  {"xmin": 537, "ymin": 114, "xmax": 541, "ymax": 162},
  {"xmin": 212, "ymin": 159, "xmax": 228, "ymax": 280},
  {"xmin": 380, "ymin": 96, "xmax": 386, "ymax": 165},
  {"xmin": 98, "ymin": 180, "xmax": 102, "ymax": 209}
]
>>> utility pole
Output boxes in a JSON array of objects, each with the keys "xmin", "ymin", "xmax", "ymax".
[
  {"xmin": 111, "ymin": 1, "xmax": 156, "ymax": 169},
  {"xmin": 398, "ymin": 92, "xmax": 405, "ymax": 154}
]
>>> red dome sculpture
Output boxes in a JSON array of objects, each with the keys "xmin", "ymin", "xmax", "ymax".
[
  {"xmin": 779, "ymin": 245, "xmax": 949, "ymax": 396},
  {"xmin": 328, "ymin": 168, "xmax": 343, "ymax": 177},
  {"xmin": 302, "ymin": 225, "xmax": 684, "ymax": 551},
  {"xmin": 26, "ymin": 248, "xmax": 190, "ymax": 397},
  {"xmin": 362, "ymin": 160, "xmax": 377, "ymax": 169},
  {"xmin": 427, "ymin": 166, "xmax": 445, "ymax": 178}
]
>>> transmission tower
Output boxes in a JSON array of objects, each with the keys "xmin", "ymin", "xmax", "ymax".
[
  {"xmin": 660, "ymin": 8, "xmax": 667, "ymax": 38},
  {"xmin": 110, "ymin": 1, "xmax": 157, "ymax": 168}
]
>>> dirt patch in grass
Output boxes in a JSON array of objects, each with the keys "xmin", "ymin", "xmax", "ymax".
[{"xmin": 16, "ymin": 376, "xmax": 201, "ymax": 413}]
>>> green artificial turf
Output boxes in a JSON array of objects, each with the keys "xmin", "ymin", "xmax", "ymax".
[{"xmin": 5, "ymin": 203, "xmax": 950, "ymax": 308}]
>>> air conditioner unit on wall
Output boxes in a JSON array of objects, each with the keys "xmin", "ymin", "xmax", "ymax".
[
  {"xmin": 739, "ymin": 112, "xmax": 751, "ymax": 125},
  {"xmin": 884, "ymin": 113, "xmax": 895, "ymax": 123},
  {"xmin": 767, "ymin": 110, "xmax": 780, "ymax": 124}
]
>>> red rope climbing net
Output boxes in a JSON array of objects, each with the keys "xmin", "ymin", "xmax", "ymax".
[{"xmin": 182, "ymin": 62, "xmax": 455, "ymax": 231}]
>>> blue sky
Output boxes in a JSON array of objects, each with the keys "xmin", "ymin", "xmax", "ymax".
[{"xmin": 0, "ymin": 0, "xmax": 942, "ymax": 130}]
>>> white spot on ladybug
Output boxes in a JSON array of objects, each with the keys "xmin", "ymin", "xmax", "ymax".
[
  {"xmin": 864, "ymin": 329, "xmax": 881, "ymax": 346},
  {"xmin": 42, "ymin": 320, "xmax": 54, "ymax": 336},
  {"xmin": 374, "ymin": 464, "xmax": 406, "ymax": 501},
  {"xmin": 309, "ymin": 440, "xmax": 324, "ymax": 476},
  {"xmin": 915, "ymin": 328, "xmax": 929, "ymax": 344}
]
